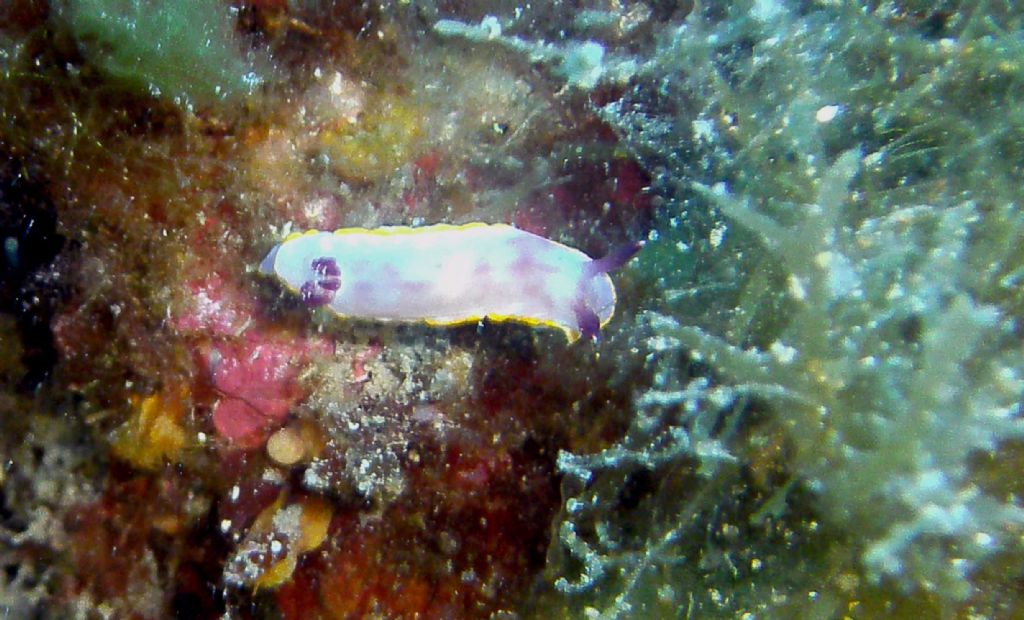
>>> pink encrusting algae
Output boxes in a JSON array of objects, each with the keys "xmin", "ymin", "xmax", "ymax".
[{"xmin": 203, "ymin": 330, "xmax": 331, "ymax": 448}]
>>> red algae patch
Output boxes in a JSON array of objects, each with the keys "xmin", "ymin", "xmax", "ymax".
[
  {"xmin": 203, "ymin": 330, "xmax": 332, "ymax": 449},
  {"xmin": 276, "ymin": 442, "xmax": 560, "ymax": 619}
]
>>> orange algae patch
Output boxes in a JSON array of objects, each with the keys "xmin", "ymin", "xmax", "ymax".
[
  {"xmin": 318, "ymin": 92, "xmax": 426, "ymax": 183},
  {"xmin": 267, "ymin": 420, "xmax": 326, "ymax": 466},
  {"xmin": 241, "ymin": 494, "xmax": 334, "ymax": 590},
  {"xmin": 112, "ymin": 385, "xmax": 191, "ymax": 469},
  {"xmin": 266, "ymin": 425, "xmax": 307, "ymax": 465}
]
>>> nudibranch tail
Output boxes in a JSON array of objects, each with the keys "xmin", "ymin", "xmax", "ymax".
[
  {"xmin": 571, "ymin": 241, "xmax": 644, "ymax": 341},
  {"xmin": 573, "ymin": 301, "xmax": 602, "ymax": 341}
]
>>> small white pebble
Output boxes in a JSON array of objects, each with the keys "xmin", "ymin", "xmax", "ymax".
[
  {"xmin": 770, "ymin": 341, "xmax": 797, "ymax": 364},
  {"xmin": 480, "ymin": 15, "xmax": 502, "ymax": 39},
  {"xmin": 328, "ymin": 72, "xmax": 345, "ymax": 95},
  {"xmin": 787, "ymin": 275, "xmax": 807, "ymax": 301},
  {"xmin": 815, "ymin": 104, "xmax": 840, "ymax": 123},
  {"xmin": 709, "ymin": 224, "xmax": 727, "ymax": 249}
]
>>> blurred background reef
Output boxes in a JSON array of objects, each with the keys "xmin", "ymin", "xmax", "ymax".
[{"xmin": 0, "ymin": 0, "xmax": 1023, "ymax": 618}]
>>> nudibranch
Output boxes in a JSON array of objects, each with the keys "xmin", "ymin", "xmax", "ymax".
[{"xmin": 259, "ymin": 223, "xmax": 640, "ymax": 341}]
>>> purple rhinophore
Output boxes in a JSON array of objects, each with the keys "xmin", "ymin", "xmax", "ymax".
[
  {"xmin": 300, "ymin": 280, "xmax": 335, "ymax": 307},
  {"xmin": 311, "ymin": 257, "xmax": 342, "ymax": 277},
  {"xmin": 299, "ymin": 256, "xmax": 343, "ymax": 307},
  {"xmin": 319, "ymin": 278, "xmax": 341, "ymax": 292}
]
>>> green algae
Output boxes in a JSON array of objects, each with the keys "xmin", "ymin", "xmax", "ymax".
[
  {"xmin": 536, "ymin": 0, "xmax": 1024, "ymax": 617},
  {"xmin": 60, "ymin": 0, "xmax": 273, "ymax": 108}
]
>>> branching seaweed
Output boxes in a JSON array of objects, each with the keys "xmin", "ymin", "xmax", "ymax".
[
  {"xmin": 690, "ymin": 151, "xmax": 1024, "ymax": 598},
  {"xmin": 539, "ymin": 1, "xmax": 1024, "ymax": 615}
]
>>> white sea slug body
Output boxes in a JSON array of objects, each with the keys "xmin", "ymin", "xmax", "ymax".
[{"xmin": 259, "ymin": 223, "xmax": 640, "ymax": 340}]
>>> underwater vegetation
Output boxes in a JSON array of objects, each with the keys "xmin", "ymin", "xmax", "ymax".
[
  {"xmin": 59, "ymin": 0, "xmax": 273, "ymax": 107},
  {"xmin": 0, "ymin": 0, "xmax": 1022, "ymax": 618},
  {"xmin": 537, "ymin": 1, "xmax": 1024, "ymax": 617}
]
